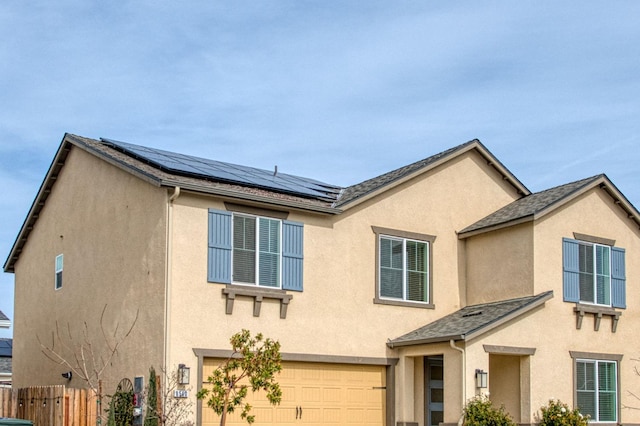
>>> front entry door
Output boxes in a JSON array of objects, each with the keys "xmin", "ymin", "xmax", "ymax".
[{"xmin": 425, "ymin": 356, "xmax": 443, "ymax": 426}]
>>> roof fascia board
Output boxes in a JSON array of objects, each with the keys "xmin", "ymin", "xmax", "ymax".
[
  {"xmin": 596, "ymin": 177, "xmax": 640, "ymax": 230},
  {"xmin": 472, "ymin": 141, "xmax": 530, "ymax": 197},
  {"xmin": 3, "ymin": 135, "xmax": 74, "ymax": 272},
  {"xmin": 4, "ymin": 134, "xmax": 170, "ymax": 273},
  {"xmin": 387, "ymin": 334, "xmax": 464, "ymax": 348},
  {"xmin": 67, "ymin": 134, "xmax": 163, "ymax": 188},
  {"xmin": 457, "ymin": 215, "xmax": 534, "ymax": 239},
  {"xmin": 387, "ymin": 291, "xmax": 553, "ymax": 348},
  {"xmin": 459, "ymin": 176, "xmax": 640, "ymax": 239},
  {"xmin": 530, "ymin": 178, "xmax": 607, "ymax": 222},
  {"xmin": 0, "ymin": 320, "xmax": 10, "ymax": 328},
  {"xmin": 340, "ymin": 141, "xmax": 529, "ymax": 211},
  {"xmin": 161, "ymin": 181, "xmax": 341, "ymax": 215},
  {"xmin": 464, "ymin": 291, "xmax": 553, "ymax": 342}
]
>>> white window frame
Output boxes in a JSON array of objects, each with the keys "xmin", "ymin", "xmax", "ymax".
[
  {"xmin": 55, "ymin": 254, "xmax": 63, "ymax": 290},
  {"xmin": 378, "ymin": 234, "xmax": 430, "ymax": 304},
  {"xmin": 578, "ymin": 241, "xmax": 611, "ymax": 306},
  {"xmin": 575, "ymin": 358, "xmax": 618, "ymax": 423},
  {"xmin": 231, "ymin": 213, "xmax": 282, "ymax": 289}
]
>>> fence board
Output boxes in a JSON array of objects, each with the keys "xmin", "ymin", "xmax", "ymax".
[{"xmin": 0, "ymin": 386, "xmax": 97, "ymax": 426}]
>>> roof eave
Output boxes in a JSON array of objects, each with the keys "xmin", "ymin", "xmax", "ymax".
[
  {"xmin": 339, "ymin": 140, "xmax": 530, "ymax": 211},
  {"xmin": 595, "ymin": 176, "xmax": 640, "ymax": 231},
  {"xmin": 464, "ymin": 291, "xmax": 554, "ymax": 342},
  {"xmin": 459, "ymin": 175, "xmax": 640, "ymax": 239},
  {"xmin": 4, "ymin": 134, "xmax": 76, "ymax": 273},
  {"xmin": 458, "ymin": 215, "xmax": 534, "ymax": 239},
  {"xmin": 162, "ymin": 180, "xmax": 342, "ymax": 215},
  {"xmin": 387, "ymin": 334, "xmax": 464, "ymax": 349},
  {"xmin": 387, "ymin": 291, "xmax": 554, "ymax": 348},
  {"xmin": 3, "ymin": 134, "xmax": 343, "ymax": 272}
]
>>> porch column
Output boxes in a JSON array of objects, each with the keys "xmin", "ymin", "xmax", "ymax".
[{"xmin": 396, "ymin": 355, "xmax": 416, "ymax": 424}]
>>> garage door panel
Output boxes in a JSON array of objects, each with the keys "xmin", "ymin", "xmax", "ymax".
[
  {"xmin": 202, "ymin": 360, "xmax": 385, "ymax": 426},
  {"xmin": 323, "ymin": 386, "xmax": 342, "ymax": 402}
]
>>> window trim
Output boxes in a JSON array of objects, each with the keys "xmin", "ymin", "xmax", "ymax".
[
  {"xmin": 563, "ymin": 237, "xmax": 626, "ymax": 309},
  {"xmin": 232, "ymin": 213, "xmax": 283, "ymax": 289},
  {"xmin": 208, "ymin": 208, "xmax": 304, "ymax": 292},
  {"xmin": 55, "ymin": 254, "xmax": 63, "ymax": 290},
  {"xmin": 579, "ymin": 241, "xmax": 611, "ymax": 307},
  {"xmin": 570, "ymin": 351, "xmax": 622, "ymax": 423},
  {"xmin": 372, "ymin": 226, "xmax": 435, "ymax": 309}
]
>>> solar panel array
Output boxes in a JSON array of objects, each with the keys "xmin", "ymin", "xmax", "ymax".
[{"xmin": 101, "ymin": 138, "xmax": 342, "ymax": 202}]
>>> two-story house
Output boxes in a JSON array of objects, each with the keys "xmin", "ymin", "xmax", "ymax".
[{"xmin": 4, "ymin": 133, "xmax": 640, "ymax": 426}]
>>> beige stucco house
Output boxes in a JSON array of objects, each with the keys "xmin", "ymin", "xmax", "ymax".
[{"xmin": 4, "ymin": 133, "xmax": 640, "ymax": 425}]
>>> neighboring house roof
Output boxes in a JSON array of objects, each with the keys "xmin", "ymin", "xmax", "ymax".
[
  {"xmin": 335, "ymin": 139, "xmax": 530, "ymax": 208},
  {"xmin": 0, "ymin": 310, "xmax": 9, "ymax": 328},
  {"xmin": 0, "ymin": 338, "xmax": 12, "ymax": 376},
  {"xmin": 387, "ymin": 291, "xmax": 553, "ymax": 348},
  {"xmin": 2, "ymin": 134, "xmax": 529, "ymax": 273},
  {"xmin": 458, "ymin": 174, "xmax": 640, "ymax": 238}
]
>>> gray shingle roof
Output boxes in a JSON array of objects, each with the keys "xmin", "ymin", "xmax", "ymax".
[
  {"xmin": 458, "ymin": 175, "xmax": 604, "ymax": 237},
  {"xmin": 388, "ymin": 291, "xmax": 553, "ymax": 347},
  {"xmin": 335, "ymin": 139, "xmax": 529, "ymax": 207},
  {"xmin": 0, "ymin": 310, "xmax": 8, "ymax": 322}
]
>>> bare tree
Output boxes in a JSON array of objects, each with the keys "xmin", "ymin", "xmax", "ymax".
[
  {"xmin": 38, "ymin": 304, "xmax": 139, "ymax": 424},
  {"xmin": 624, "ymin": 357, "xmax": 640, "ymax": 410}
]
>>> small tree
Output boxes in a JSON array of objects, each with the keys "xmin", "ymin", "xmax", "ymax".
[
  {"xmin": 144, "ymin": 367, "xmax": 159, "ymax": 426},
  {"xmin": 197, "ymin": 330, "xmax": 282, "ymax": 426},
  {"xmin": 140, "ymin": 366, "xmax": 194, "ymax": 426}
]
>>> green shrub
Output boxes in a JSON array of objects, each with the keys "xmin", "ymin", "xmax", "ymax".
[
  {"xmin": 463, "ymin": 395, "xmax": 516, "ymax": 426},
  {"xmin": 538, "ymin": 399, "xmax": 589, "ymax": 425}
]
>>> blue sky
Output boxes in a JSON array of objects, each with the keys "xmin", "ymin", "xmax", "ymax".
[{"xmin": 1, "ymin": 1, "xmax": 639, "ymax": 338}]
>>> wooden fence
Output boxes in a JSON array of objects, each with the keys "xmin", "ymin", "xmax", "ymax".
[{"xmin": 0, "ymin": 386, "xmax": 97, "ymax": 426}]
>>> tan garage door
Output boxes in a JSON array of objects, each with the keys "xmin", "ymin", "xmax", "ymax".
[{"xmin": 202, "ymin": 360, "xmax": 386, "ymax": 426}]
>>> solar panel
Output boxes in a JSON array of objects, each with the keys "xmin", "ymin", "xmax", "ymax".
[{"xmin": 101, "ymin": 138, "xmax": 342, "ymax": 201}]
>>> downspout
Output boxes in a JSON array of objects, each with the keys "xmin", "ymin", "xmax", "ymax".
[
  {"xmin": 164, "ymin": 187, "xmax": 181, "ymax": 374},
  {"xmin": 450, "ymin": 339, "xmax": 465, "ymax": 426}
]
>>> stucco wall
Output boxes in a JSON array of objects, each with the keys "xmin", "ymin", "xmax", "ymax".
[
  {"xmin": 465, "ymin": 222, "xmax": 534, "ymax": 305},
  {"xmin": 460, "ymin": 187, "xmax": 640, "ymax": 425},
  {"xmin": 12, "ymin": 146, "xmax": 167, "ymax": 392},
  {"xmin": 164, "ymin": 150, "xmax": 521, "ymax": 371}
]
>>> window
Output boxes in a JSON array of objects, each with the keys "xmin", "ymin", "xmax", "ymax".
[
  {"xmin": 208, "ymin": 209, "xmax": 303, "ymax": 291},
  {"xmin": 574, "ymin": 356, "xmax": 619, "ymax": 422},
  {"xmin": 233, "ymin": 215, "xmax": 280, "ymax": 287},
  {"xmin": 55, "ymin": 254, "xmax": 63, "ymax": 290},
  {"xmin": 373, "ymin": 226, "xmax": 435, "ymax": 307},
  {"xmin": 563, "ymin": 238, "xmax": 625, "ymax": 308}
]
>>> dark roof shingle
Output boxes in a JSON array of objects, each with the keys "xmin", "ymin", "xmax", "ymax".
[
  {"xmin": 388, "ymin": 291, "xmax": 553, "ymax": 347},
  {"xmin": 458, "ymin": 175, "xmax": 603, "ymax": 236}
]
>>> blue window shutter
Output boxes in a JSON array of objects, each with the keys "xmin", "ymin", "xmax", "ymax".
[
  {"xmin": 208, "ymin": 209, "xmax": 232, "ymax": 284},
  {"xmin": 611, "ymin": 247, "xmax": 626, "ymax": 309},
  {"xmin": 563, "ymin": 238, "xmax": 580, "ymax": 302},
  {"xmin": 282, "ymin": 220, "xmax": 304, "ymax": 291}
]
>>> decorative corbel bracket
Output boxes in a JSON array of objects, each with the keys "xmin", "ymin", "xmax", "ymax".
[{"xmin": 222, "ymin": 287, "xmax": 293, "ymax": 319}]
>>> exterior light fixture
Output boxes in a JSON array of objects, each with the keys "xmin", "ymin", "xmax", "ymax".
[
  {"xmin": 475, "ymin": 369, "xmax": 488, "ymax": 388},
  {"xmin": 178, "ymin": 364, "xmax": 190, "ymax": 385},
  {"xmin": 62, "ymin": 371, "xmax": 72, "ymax": 380}
]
